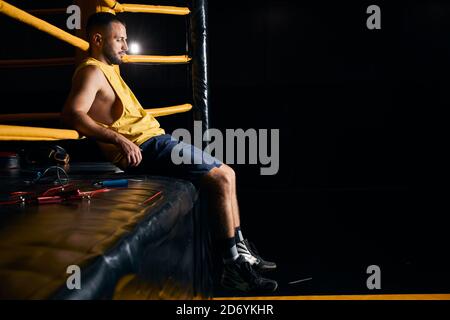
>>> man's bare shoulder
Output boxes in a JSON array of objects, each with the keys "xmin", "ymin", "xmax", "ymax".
[
  {"xmin": 65, "ymin": 65, "xmax": 107, "ymax": 110},
  {"xmin": 73, "ymin": 65, "xmax": 104, "ymax": 86}
]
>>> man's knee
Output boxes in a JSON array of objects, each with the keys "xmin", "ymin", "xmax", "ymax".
[
  {"xmin": 221, "ymin": 164, "xmax": 235, "ymax": 182},
  {"xmin": 204, "ymin": 164, "xmax": 235, "ymax": 190}
]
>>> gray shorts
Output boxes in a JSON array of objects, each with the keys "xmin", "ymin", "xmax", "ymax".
[{"xmin": 130, "ymin": 134, "xmax": 222, "ymax": 185}]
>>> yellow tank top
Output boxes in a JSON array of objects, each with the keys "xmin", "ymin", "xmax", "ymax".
[{"xmin": 73, "ymin": 57, "xmax": 165, "ymax": 167}]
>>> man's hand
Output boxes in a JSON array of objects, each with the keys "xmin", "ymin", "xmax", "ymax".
[{"xmin": 116, "ymin": 135, "xmax": 142, "ymax": 167}]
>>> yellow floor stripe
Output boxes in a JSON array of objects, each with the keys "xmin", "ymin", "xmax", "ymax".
[{"xmin": 214, "ymin": 293, "xmax": 450, "ymax": 300}]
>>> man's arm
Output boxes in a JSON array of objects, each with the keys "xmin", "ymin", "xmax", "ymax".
[{"xmin": 62, "ymin": 66, "xmax": 142, "ymax": 167}]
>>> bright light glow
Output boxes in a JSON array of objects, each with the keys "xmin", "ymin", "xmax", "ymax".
[{"xmin": 129, "ymin": 42, "xmax": 141, "ymax": 54}]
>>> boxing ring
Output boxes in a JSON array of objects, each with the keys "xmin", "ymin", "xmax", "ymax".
[
  {"xmin": 0, "ymin": 0, "xmax": 211, "ymax": 135},
  {"xmin": 0, "ymin": 0, "xmax": 214, "ymax": 299}
]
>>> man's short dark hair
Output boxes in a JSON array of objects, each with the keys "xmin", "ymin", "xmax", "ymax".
[{"xmin": 86, "ymin": 12, "xmax": 126, "ymax": 39}]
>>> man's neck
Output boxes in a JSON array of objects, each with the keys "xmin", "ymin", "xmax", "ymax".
[{"xmin": 90, "ymin": 53, "xmax": 112, "ymax": 65}]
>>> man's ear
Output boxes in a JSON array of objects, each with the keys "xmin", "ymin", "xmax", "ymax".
[{"xmin": 92, "ymin": 33, "xmax": 102, "ymax": 47}]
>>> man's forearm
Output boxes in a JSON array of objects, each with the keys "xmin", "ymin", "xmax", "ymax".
[
  {"xmin": 64, "ymin": 112, "xmax": 123, "ymax": 145},
  {"xmin": 63, "ymin": 111, "xmax": 143, "ymax": 167}
]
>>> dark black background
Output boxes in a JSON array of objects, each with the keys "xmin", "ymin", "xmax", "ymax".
[{"xmin": 1, "ymin": 0, "xmax": 449, "ymax": 295}]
